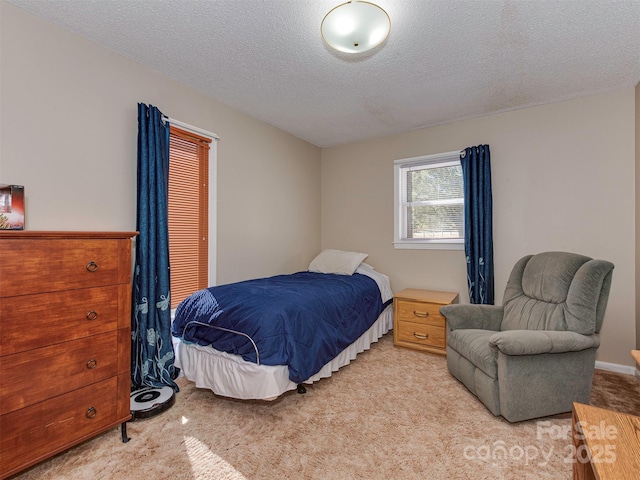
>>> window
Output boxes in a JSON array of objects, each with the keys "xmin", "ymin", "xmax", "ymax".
[
  {"xmin": 168, "ymin": 126, "xmax": 212, "ymax": 309},
  {"xmin": 394, "ymin": 151, "xmax": 464, "ymax": 250}
]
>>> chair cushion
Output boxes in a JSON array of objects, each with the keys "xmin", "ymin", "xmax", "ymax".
[
  {"xmin": 503, "ymin": 298, "xmax": 569, "ymax": 332},
  {"xmin": 502, "ymin": 252, "xmax": 591, "ymax": 332},
  {"xmin": 447, "ymin": 329, "xmax": 498, "ymax": 379},
  {"xmin": 521, "ymin": 252, "xmax": 590, "ymax": 304}
]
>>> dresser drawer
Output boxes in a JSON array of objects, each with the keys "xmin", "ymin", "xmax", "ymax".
[
  {"xmin": 395, "ymin": 299, "xmax": 445, "ymax": 327},
  {"xmin": 396, "ymin": 320, "xmax": 446, "ymax": 349},
  {"xmin": 0, "ymin": 331, "xmax": 118, "ymax": 415},
  {"xmin": 0, "ymin": 238, "xmax": 126, "ymax": 297},
  {"xmin": 0, "ymin": 377, "xmax": 119, "ymax": 476},
  {"xmin": 0, "ymin": 285, "xmax": 125, "ymax": 356}
]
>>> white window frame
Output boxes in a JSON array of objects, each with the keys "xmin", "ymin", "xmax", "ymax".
[{"xmin": 393, "ymin": 150, "xmax": 464, "ymax": 250}]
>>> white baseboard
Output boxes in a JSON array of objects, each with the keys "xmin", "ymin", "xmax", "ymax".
[
  {"xmin": 595, "ymin": 360, "xmax": 636, "ymax": 376},
  {"xmin": 636, "ymin": 368, "xmax": 640, "ymax": 381}
]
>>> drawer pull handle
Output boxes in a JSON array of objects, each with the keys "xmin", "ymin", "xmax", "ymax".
[
  {"xmin": 86, "ymin": 407, "xmax": 97, "ymax": 419},
  {"xmin": 86, "ymin": 261, "xmax": 99, "ymax": 272},
  {"xmin": 86, "ymin": 310, "xmax": 98, "ymax": 321},
  {"xmin": 86, "ymin": 359, "xmax": 98, "ymax": 369},
  {"xmin": 413, "ymin": 311, "xmax": 429, "ymax": 318},
  {"xmin": 413, "ymin": 332, "xmax": 429, "ymax": 340}
]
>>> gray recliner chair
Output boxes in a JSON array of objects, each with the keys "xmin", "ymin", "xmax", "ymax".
[{"xmin": 440, "ymin": 252, "xmax": 614, "ymax": 422}]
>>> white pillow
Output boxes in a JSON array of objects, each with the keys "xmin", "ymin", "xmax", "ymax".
[{"xmin": 308, "ymin": 249, "xmax": 368, "ymax": 275}]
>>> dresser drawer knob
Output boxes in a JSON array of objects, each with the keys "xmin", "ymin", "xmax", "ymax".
[
  {"xmin": 86, "ymin": 359, "xmax": 98, "ymax": 369},
  {"xmin": 86, "ymin": 261, "xmax": 99, "ymax": 272},
  {"xmin": 413, "ymin": 332, "xmax": 429, "ymax": 340},
  {"xmin": 413, "ymin": 310, "xmax": 429, "ymax": 318},
  {"xmin": 86, "ymin": 407, "xmax": 97, "ymax": 419},
  {"xmin": 86, "ymin": 310, "xmax": 98, "ymax": 321}
]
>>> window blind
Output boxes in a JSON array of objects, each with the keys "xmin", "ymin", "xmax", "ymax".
[
  {"xmin": 402, "ymin": 162, "xmax": 464, "ymax": 240},
  {"xmin": 168, "ymin": 126, "xmax": 211, "ymax": 309}
]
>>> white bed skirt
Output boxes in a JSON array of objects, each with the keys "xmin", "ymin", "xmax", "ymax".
[{"xmin": 172, "ymin": 305, "xmax": 393, "ymax": 400}]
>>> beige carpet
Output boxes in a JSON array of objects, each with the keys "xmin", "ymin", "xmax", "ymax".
[{"xmin": 11, "ymin": 334, "xmax": 640, "ymax": 480}]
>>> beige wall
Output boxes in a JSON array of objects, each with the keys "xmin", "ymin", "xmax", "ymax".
[
  {"xmin": 322, "ymin": 89, "xmax": 636, "ymax": 366},
  {"xmin": 2, "ymin": 2, "xmax": 636, "ymax": 366},
  {"xmin": 0, "ymin": 3, "xmax": 321, "ymax": 285}
]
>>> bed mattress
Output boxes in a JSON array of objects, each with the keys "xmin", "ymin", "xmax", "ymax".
[{"xmin": 172, "ymin": 266, "xmax": 393, "ymax": 400}]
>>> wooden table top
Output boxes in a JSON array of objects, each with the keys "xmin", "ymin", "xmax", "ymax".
[
  {"xmin": 573, "ymin": 402, "xmax": 640, "ymax": 479},
  {"xmin": 393, "ymin": 288, "xmax": 459, "ymax": 305}
]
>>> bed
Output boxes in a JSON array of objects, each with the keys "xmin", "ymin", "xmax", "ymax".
[{"xmin": 171, "ymin": 250, "xmax": 393, "ymax": 400}]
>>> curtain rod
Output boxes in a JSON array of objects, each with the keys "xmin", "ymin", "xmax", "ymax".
[{"xmin": 163, "ymin": 116, "xmax": 220, "ymax": 141}]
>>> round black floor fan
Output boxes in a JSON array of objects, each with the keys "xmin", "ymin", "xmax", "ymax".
[{"xmin": 130, "ymin": 386, "xmax": 175, "ymax": 420}]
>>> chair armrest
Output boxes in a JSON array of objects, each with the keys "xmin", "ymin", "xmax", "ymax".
[
  {"xmin": 489, "ymin": 330, "xmax": 600, "ymax": 356},
  {"xmin": 440, "ymin": 304, "xmax": 504, "ymax": 331}
]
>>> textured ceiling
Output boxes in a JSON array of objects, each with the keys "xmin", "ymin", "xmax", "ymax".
[{"xmin": 8, "ymin": 0, "xmax": 640, "ymax": 147}]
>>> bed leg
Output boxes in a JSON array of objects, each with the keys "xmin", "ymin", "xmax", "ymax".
[
  {"xmin": 121, "ymin": 422, "xmax": 130, "ymax": 443},
  {"xmin": 297, "ymin": 384, "xmax": 307, "ymax": 394}
]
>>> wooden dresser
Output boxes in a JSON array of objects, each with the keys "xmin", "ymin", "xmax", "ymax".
[
  {"xmin": 393, "ymin": 288, "xmax": 459, "ymax": 355},
  {"xmin": 0, "ymin": 231, "xmax": 137, "ymax": 478}
]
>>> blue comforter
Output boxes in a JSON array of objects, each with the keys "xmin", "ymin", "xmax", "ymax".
[{"xmin": 171, "ymin": 271, "xmax": 385, "ymax": 384}]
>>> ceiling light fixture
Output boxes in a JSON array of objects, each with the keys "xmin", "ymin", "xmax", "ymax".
[{"xmin": 321, "ymin": 1, "xmax": 390, "ymax": 54}]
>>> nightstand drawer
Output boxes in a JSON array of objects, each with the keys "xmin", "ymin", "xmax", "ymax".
[
  {"xmin": 396, "ymin": 321, "xmax": 446, "ymax": 349},
  {"xmin": 395, "ymin": 299, "xmax": 445, "ymax": 327}
]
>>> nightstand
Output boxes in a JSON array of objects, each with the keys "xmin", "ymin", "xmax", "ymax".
[{"xmin": 393, "ymin": 288, "xmax": 459, "ymax": 355}]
